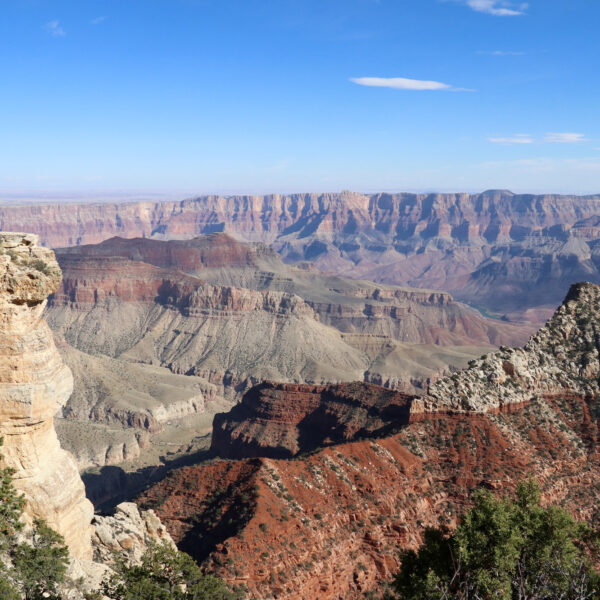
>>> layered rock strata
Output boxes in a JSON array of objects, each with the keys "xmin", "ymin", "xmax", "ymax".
[
  {"xmin": 0, "ymin": 232, "xmax": 93, "ymax": 560},
  {"xmin": 44, "ymin": 235, "xmax": 526, "ymax": 431},
  {"xmin": 4, "ymin": 190, "xmax": 600, "ymax": 317},
  {"xmin": 141, "ymin": 282, "xmax": 600, "ymax": 599},
  {"xmin": 211, "ymin": 381, "xmax": 413, "ymax": 458}
]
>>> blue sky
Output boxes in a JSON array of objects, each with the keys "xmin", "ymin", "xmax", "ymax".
[{"xmin": 1, "ymin": 0, "xmax": 599, "ymax": 196}]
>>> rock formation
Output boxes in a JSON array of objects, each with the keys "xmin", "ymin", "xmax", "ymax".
[
  {"xmin": 41, "ymin": 234, "xmax": 535, "ymax": 469},
  {"xmin": 139, "ymin": 282, "xmax": 600, "ymax": 599},
  {"xmin": 211, "ymin": 381, "xmax": 413, "ymax": 458},
  {"xmin": 92, "ymin": 502, "xmax": 176, "ymax": 565},
  {"xmin": 425, "ymin": 281, "xmax": 600, "ymax": 412},
  {"xmin": 45, "ymin": 235, "xmax": 525, "ymax": 405},
  {"xmin": 4, "ymin": 190, "xmax": 600, "ymax": 318},
  {"xmin": 0, "ymin": 232, "xmax": 94, "ymax": 560}
]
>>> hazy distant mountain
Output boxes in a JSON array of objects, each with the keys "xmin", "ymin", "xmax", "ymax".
[{"xmin": 5, "ymin": 189, "xmax": 600, "ymax": 319}]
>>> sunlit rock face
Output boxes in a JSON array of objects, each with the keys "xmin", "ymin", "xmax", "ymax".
[{"xmin": 0, "ymin": 232, "xmax": 93, "ymax": 560}]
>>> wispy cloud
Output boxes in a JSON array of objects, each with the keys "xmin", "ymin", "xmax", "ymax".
[
  {"xmin": 350, "ymin": 77, "xmax": 474, "ymax": 92},
  {"xmin": 43, "ymin": 20, "xmax": 65, "ymax": 37},
  {"xmin": 90, "ymin": 16, "xmax": 107, "ymax": 25},
  {"xmin": 488, "ymin": 134, "xmax": 534, "ymax": 144},
  {"xmin": 452, "ymin": 1, "xmax": 528, "ymax": 16},
  {"xmin": 544, "ymin": 132, "xmax": 586, "ymax": 143},
  {"xmin": 477, "ymin": 50, "xmax": 525, "ymax": 56},
  {"xmin": 488, "ymin": 132, "xmax": 588, "ymax": 144}
]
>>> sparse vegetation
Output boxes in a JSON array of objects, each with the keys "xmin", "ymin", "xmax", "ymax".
[
  {"xmin": 388, "ymin": 481, "xmax": 600, "ymax": 600},
  {"xmin": 100, "ymin": 541, "xmax": 239, "ymax": 600},
  {"xmin": 0, "ymin": 439, "xmax": 70, "ymax": 600}
]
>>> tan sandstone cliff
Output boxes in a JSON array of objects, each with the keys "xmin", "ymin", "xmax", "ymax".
[{"xmin": 0, "ymin": 232, "xmax": 93, "ymax": 560}]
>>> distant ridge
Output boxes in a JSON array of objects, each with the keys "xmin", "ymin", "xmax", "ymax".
[{"xmin": 4, "ymin": 190, "xmax": 600, "ymax": 317}]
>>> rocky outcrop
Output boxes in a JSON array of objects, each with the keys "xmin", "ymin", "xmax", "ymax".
[
  {"xmin": 426, "ymin": 281, "xmax": 600, "ymax": 412},
  {"xmin": 92, "ymin": 502, "xmax": 176, "ymax": 565},
  {"xmin": 0, "ymin": 232, "xmax": 93, "ymax": 560},
  {"xmin": 5, "ymin": 190, "xmax": 600, "ymax": 317},
  {"xmin": 211, "ymin": 381, "xmax": 413, "ymax": 458}
]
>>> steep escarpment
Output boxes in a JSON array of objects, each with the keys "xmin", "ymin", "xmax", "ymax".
[
  {"xmin": 139, "ymin": 282, "xmax": 600, "ymax": 599},
  {"xmin": 211, "ymin": 381, "xmax": 413, "ymax": 458},
  {"xmin": 45, "ymin": 235, "xmax": 525, "ymax": 408},
  {"xmin": 5, "ymin": 190, "xmax": 600, "ymax": 317},
  {"xmin": 0, "ymin": 232, "xmax": 94, "ymax": 560}
]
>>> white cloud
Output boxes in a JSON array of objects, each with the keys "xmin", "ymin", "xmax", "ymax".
[
  {"xmin": 350, "ymin": 77, "xmax": 473, "ymax": 92},
  {"xmin": 488, "ymin": 134, "xmax": 534, "ymax": 144},
  {"xmin": 544, "ymin": 132, "xmax": 586, "ymax": 143},
  {"xmin": 488, "ymin": 132, "xmax": 589, "ymax": 145},
  {"xmin": 477, "ymin": 50, "xmax": 525, "ymax": 56},
  {"xmin": 90, "ymin": 16, "xmax": 107, "ymax": 25},
  {"xmin": 455, "ymin": 1, "xmax": 528, "ymax": 16},
  {"xmin": 43, "ymin": 20, "xmax": 65, "ymax": 37}
]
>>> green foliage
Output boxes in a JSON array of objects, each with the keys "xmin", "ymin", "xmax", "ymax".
[
  {"xmin": 0, "ymin": 438, "xmax": 70, "ymax": 599},
  {"xmin": 29, "ymin": 260, "xmax": 50, "ymax": 275},
  {"xmin": 0, "ymin": 576, "xmax": 20, "ymax": 600},
  {"xmin": 0, "ymin": 443, "xmax": 25, "ymax": 544},
  {"xmin": 391, "ymin": 481, "xmax": 600, "ymax": 599},
  {"xmin": 12, "ymin": 519, "xmax": 69, "ymax": 600},
  {"xmin": 102, "ymin": 541, "xmax": 240, "ymax": 600}
]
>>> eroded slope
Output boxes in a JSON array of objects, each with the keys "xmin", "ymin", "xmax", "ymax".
[{"xmin": 138, "ymin": 282, "xmax": 600, "ymax": 599}]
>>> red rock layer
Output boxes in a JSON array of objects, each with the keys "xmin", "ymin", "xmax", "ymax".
[
  {"xmin": 139, "ymin": 392, "xmax": 600, "ymax": 600},
  {"xmin": 211, "ymin": 381, "xmax": 413, "ymax": 459},
  {"xmin": 55, "ymin": 233, "xmax": 271, "ymax": 273}
]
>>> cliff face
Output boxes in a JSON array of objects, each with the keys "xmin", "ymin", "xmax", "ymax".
[
  {"xmin": 211, "ymin": 381, "xmax": 413, "ymax": 459},
  {"xmin": 45, "ymin": 235, "xmax": 526, "ymax": 405},
  {"xmin": 4, "ymin": 191, "xmax": 600, "ymax": 317},
  {"xmin": 4, "ymin": 191, "xmax": 600, "ymax": 249},
  {"xmin": 0, "ymin": 233, "xmax": 93, "ymax": 560},
  {"xmin": 139, "ymin": 282, "xmax": 600, "ymax": 599}
]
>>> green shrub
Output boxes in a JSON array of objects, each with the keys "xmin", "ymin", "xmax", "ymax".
[
  {"xmin": 389, "ymin": 481, "xmax": 600, "ymax": 600},
  {"xmin": 101, "ymin": 541, "xmax": 239, "ymax": 600},
  {"xmin": 0, "ymin": 438, "xmax": 69, "ymax": 599}
]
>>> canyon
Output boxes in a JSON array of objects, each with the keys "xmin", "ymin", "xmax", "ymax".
[
  {"xmin": 2, "ymin": 228, "xmax": 600, "ymax": 599},
  {"xmin": 138, "ymin": 282, "xmax": 600, "ymax": 599},
  {"xmin": 4, "ymin": 190, "xmax": 600, "ymax": 319},
  {"xmin": 44, "ymin": 234, "xmax": 529, "ymax": 468}
]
